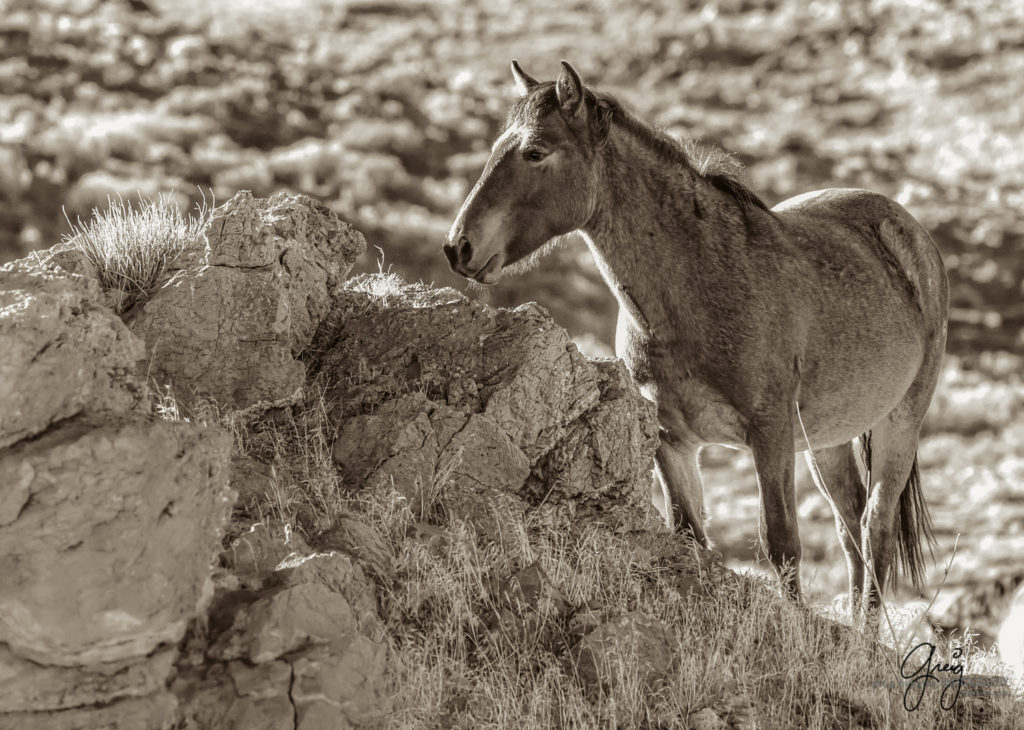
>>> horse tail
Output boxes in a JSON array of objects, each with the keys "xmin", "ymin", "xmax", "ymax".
[{"xmin": 860, "ymin": 431, "xmax": 935, "ymax": 589}]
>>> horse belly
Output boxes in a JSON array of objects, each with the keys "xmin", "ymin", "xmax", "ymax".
[{"xmin": 795, "ymin": 332, "xmax": 925, "ymax": 450}]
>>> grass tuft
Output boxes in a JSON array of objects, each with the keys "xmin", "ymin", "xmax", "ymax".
[{"xmin": 62, "ymin": 192, "xmax": 213, "ymax": 312}]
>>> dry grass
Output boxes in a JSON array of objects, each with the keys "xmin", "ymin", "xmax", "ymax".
[
  {"xmin": 61, "ymin": 192, "xmax": 212, "ymax": 312},
  {"xmin": 217, "ymin": 382, "xmax": 1023, "ymax": 729}
]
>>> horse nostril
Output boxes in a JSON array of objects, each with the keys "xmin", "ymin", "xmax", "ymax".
[
  {"xmin": 443, "ymin": 241, "xmax": 459, "ymax": 269},
  {"xmin": 457, "ymin": 235, "xmax": 472, "ymax": 265}
]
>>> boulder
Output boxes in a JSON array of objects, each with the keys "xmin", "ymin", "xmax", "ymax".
[
  {"xmin": 0, "ymin": 417, "xmax": 232, "ymax": 721},
  {"xmin": 0, "ymin": 258, "xmax": 146, "ymax": 450},
  {"xmin": 568, "ymin": 611, "xmax": 676, "ymax": 699},
  {"xmin": 129, "ymin": 191, "xmax": 365, "ymax": 411},
  {"xmin": 177, "ymin": 536, "xmax": 388, "ymax": 729},
  {"xmin": 319, "ymin": 274, "xmax": 660, "ymax": 532}
]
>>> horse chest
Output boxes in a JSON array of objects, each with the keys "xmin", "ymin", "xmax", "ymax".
[
  {"xmin": 616, "ymin": 326, "xmax": 748, "ymax": 446},
  {"xmin": 657, "ymin": 374, "xmax": 749, "ymax": 446}
]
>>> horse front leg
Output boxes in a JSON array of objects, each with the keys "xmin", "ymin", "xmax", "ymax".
[
  {"xmin": 749, "ymin": 419, "xmax": 803, "ymax": 600},
  {"xmin": 655, "ymin": 428, "xmax": 708, "ymax": 546}
]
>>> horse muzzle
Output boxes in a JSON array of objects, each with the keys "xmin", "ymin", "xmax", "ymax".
[{"xmin": 443, "ymin": 235, "xmax": 503, "ymax": 285}]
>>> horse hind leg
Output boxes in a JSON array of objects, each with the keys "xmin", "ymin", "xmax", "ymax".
[
  {"xmin": 860, "ymin": 406, "xmax": 936, "ymax": 620},
  {"xmin": 804, "ymin": 441, "xmax": 866, "ymax": 615}
]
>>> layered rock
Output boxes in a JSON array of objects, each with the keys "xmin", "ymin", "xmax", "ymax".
[
  {"xmin": 317, "ymin": 274, "xmax": 660, "ymax": 531},
  {"xmin": 129, "ymin": 191, "xmax": 365, "ymax": 411},
  {"xmin": 0, "ymin": 259, "xmax": 146, "ymax": 450},
  {"xmin": 0, "ymin": 254, "xmax": 234, "ymax": 728}
]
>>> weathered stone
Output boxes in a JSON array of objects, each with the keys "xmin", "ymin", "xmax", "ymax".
[
  {"xmin": 275, "ymin": 551, "xmax": 382, "ymax": 636},
  {"xmin": 0, "ymin": 418, "xmax": 232, "ymax": 670},
  {"xmin": 320, "ymin": 275, "xmax": 659, "ymax": 539},
  {"xmin": 498, "ymin": 563, "xmax": 570, "ymax": 617},
  {"xmin": 226, "ymin": 521, "xmax": 311, "ymax": 591},
  {"xmin": 689, "ymin": 707, "xmax": 728, "ymax": 730},
  {"xmin": 317, "ymin": 277, "xmax": 600, "ymax": 463},
  {"xmin": 129, "ymin": 191, "xmax": 365, "ymax": 410},
  {"xmin": 291, "ymin": 635, "xmax": 390, "ymax": 729},
  {"xmin": 0, "ymin": 691, "xmax": 178, "ymax": 730},
  {"xmin": 0, "ymin": 646, "xmax": 176, "ymax": 713},
  {"xmin": 230, "ymin": 453, "xmax": 276, "ymax": 513},
  {"xmin": 173, "ymin": 663, "xmax": 293, "ymax": 730},
  {"xmin": 333, "ymin": 392, "xmax": 442, "ymax": 495},
  {"xmin": 0, "ymin": 259, "xmax": 146, "ymax": 450},
  {"xmin": 527, "ymin": 358, "xmax": 659, "ymax": 529},
  {"xmin": 569, "ymin": 612, "xmax": 676, "ymax": 698},
  {"xmin": 487, "ymin": 563, "xmax": 571, "ymax": 644},
  {"xmin": 441, "ymin": 412, "xmax": 531, "ymax": 492},
  {"xmin": 313, "ymin": 516, "xmax": 395, "ymax": 582},
  {"xmin": 209, "ymin": 582, "xmax": 357, "ymax": 664}
]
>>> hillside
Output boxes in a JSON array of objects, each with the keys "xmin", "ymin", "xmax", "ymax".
[{"xmin": 2, "ymin": 195, "xmax": 1020, "ymax": 728}]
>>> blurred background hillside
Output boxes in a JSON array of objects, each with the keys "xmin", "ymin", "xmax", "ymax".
[{"xmin": 3, "ymin": 0, "xmax": 1022, "ymax": 644}]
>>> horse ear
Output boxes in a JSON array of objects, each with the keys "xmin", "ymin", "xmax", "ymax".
[
  {"xmin": 555, "ymin": 60, "xmax": 585, "ymax": 117},
  {"xmin": 510, "ymin": 59, "xmax": 538, "ymax": 95}
]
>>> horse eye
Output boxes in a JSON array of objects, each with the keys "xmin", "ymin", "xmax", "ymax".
[{"xmin": 524, "ymin": 149, "xmax": 548, "ymax": 163}]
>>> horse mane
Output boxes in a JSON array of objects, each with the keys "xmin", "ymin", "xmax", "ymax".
[
  {"xmin": 507, "ymin": 84, "xmax": 772, "ymax": 214},
  {"xmin": 596, "ymin": 92, "xmax": 772, "ymax": 214}
]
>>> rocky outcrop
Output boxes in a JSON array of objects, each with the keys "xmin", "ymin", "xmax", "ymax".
[
  {"xmin": 0, "ymin": 260, "xmax": 146, "ymax": 450},
  {"xmin": 1, "ymin": 194, "xmax": 670, "ymax": 728},
  {"xmin": 317, "ymin": 275, "xmax": 661, "ymax": 532},
  {"xmin": 129, "ymin": 191, "xmax": 365, "ymax": 412},
  {"xmin": 0, "ymin": 256, "xmax": 234, "ymax": 727}
]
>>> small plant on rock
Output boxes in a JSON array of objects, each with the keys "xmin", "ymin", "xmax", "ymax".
[{"xmin": 62, "ymin": 192, "xmax": 212, "ymax": 313}]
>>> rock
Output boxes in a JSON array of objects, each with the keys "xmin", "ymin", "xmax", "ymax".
[
  {"xmin": 0, "ymin": 258, "xmax": 147, "ymax": 450},
  {"xmin": 319, "ymin": 274, "xmax": 659, "ymax": 534},
  {"xmin": 312, "ymin": 516, "xmax": 395, "ymax": 582},
  {"xmin": 332, "ymin": 392, "xmax": 442, "ymax": 496},
  {"xmin": 316, "ymin": 277, "xmax": 600, "ymax": 459},
  {"xmin": 230, "ymin": 453, "xmax": 276, "ymax": 514},
  {"xmin": 0, "ymin": 418, "xmax": 232, "ymax": 672},
  {"xmin": 226, "ymin": 521, "xmax": 310, "ymax": 591},
  {"xmin": 487, "ymin": 563, "xmax": 571, "ymax": 644},
  {"xmin": 526, "ymin": 358, "xmax": 659, "ymax": 528},
  {"xmin": 569, "ymin": 612, "xmax": 676, "ymax": 699},
  {"xmin": 438, "ymin": 485, "xmax": 530, "ymax": 541},
  {"xmin": 209, "ymin": 582, "xmax": 358, "ymax": 664},
  {"xmin": 0, "ymin": 646, "xmax": 176, "ymax": 713},
  {"xmin": 0, "ymin": 692, "xmax": 178, "ymax": 730},
  {"xmin": 275, "ymin": 551, "xmax": 382, "ymax": 636},
  {"xmin": 173, "ymin": 662, "xmax": 293, "ymax": 730},
  {"xmin": 291, "ymin": 635, "xmax": 391, "ymax": 729},
  {"xmin": 129, "ymin": 191, "xmax": 365, "ymax": 411},
  {"xmin": 497, "ymin": 563, "xmax": 570, "ymax": 617},
  {"xmin": 689, "ymin": 707, "xmax": 727, "ymax": 730}
]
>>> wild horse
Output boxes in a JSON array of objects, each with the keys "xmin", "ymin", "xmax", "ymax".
[{"xmin": 443, "ymin": 60, "xmax": 948, "ymax": 617}]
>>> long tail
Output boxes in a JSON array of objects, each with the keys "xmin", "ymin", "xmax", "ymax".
[{"xmin": 861, "ymin": 431, "xmax": 936, "ymax": 589}]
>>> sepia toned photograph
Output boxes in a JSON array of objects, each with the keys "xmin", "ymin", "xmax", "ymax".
[{"xmin": 1, "ymin": 0, "xmax": 1022, "ymax": 727}]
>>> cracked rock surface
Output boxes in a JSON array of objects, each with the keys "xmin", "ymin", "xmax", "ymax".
[
  {"xmin": 129, "ymin": 190, "xmax": 365, "ymax": 411},
  {"xmin": 315, "ymin": 274, "xmax": 660, "ymax": 531}
]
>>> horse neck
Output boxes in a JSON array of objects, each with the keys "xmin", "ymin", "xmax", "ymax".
[{"xmin": 580, "ymin": 127, "xmax": 752, "ymax": 337}]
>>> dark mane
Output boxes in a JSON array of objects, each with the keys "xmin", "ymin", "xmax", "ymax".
[{"xmin": 508, "ymin": 84, "xmax": 772, "ymax": 214}]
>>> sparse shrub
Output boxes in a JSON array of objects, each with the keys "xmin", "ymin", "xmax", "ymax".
[{"xmin": 62, "ymin": 192, "xmax": 212, "ymax": 313}]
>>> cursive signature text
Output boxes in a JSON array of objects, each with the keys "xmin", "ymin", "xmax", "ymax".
[{"xmin": 900, "ymin": 642, "xmax": 964, "ymax": 711}]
